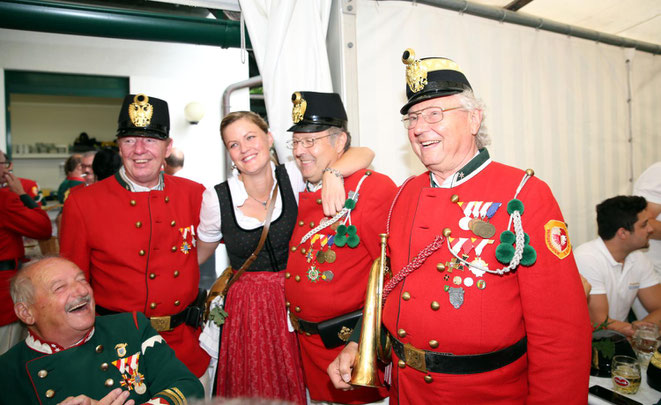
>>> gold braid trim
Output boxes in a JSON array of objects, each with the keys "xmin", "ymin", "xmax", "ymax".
[{"xmin": 156, "ymin": 388, "xmax": 186, "ymax": 405}]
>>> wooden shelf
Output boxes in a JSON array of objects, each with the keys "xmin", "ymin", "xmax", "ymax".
[{"xmin": 12, "ymin": 153, "xmax": 70, "ymax": 159}]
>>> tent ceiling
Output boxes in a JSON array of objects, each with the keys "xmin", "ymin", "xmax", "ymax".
[{"xmin": 473, "ymin": 0, "xmax": 661, "ymax": 45}]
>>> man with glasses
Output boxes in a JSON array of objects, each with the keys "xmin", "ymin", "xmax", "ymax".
[
  {"xmin": 0, "ymin": 149, "xmax": 51, "ymax": 355},
  {"xmin": 284, "ymin": 91, "xmax": 395, "ymax": 404},
  {"xmin": 329, "ymin": 50, "xmax": 591, "ymax": 404}
]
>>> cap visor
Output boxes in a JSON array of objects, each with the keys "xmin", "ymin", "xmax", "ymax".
[
  {"xmin": 400, "ymin": 89, "xmax": 464, "ymax": 115},
  {"xmin": 287, "ymin": 123, "xmax": 333, "ymax": 133}
]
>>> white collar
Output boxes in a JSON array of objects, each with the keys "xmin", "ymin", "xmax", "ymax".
[{"xmin": 119, "ymin": 166, "xmax": 164, "ymax": 192}]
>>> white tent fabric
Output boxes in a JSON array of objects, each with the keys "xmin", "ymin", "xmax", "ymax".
[
  {"xmin": 355, "ymin": 0, "xmax": 661, "ymax": 246},
  {"xmin": 238, "ymin": 0, "xmax": 333, "ymax": 162}
]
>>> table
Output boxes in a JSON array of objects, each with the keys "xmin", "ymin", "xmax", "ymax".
[{"xmin": 589, "ymin": 372, "xmax": 661, "ymax": 404}]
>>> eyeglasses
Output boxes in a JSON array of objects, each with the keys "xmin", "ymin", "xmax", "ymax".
[
  {"xmin": 1, "ymin": 161, "xmax": 10, "ymax": 168},
  {"xmin": 286, "ymin": 133, "xmax": 333, "ymax": 149},
  {"xmin": 401, "ymin": 106, "xmax": 463, "ymax": 129}
]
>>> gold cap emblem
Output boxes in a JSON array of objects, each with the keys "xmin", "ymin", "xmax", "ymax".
[
  {"xmin": 128, "ymin": 94, "xmax": 153, "ymax": 128},
  {"xmin": 403, "ymin": 48, "xmax": 428, "ymax": 93},
  {"xmin": 291, "ymin": 92, "xmax": 307, "ymax": 124}
]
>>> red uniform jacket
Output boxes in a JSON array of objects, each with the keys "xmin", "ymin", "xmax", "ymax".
[
  {"xmin": 285, "ymin": 169, "xmax": 396, "ymax": 403},
  {"xmin": 0, "ymin": 190, "xmax": 51, "ymax": 325},
  {"xmin": 59, "ymin": 173, "xmax": 210, "ymax": 376},
  {"xmin": 384, "ymin": 152, "xmax": 592, "ymax": 404}
]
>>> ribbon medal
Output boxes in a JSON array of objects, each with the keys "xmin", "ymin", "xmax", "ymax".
[{"xmin": 178, "ymin": 225, "xmax": 196, "ymax": 254}]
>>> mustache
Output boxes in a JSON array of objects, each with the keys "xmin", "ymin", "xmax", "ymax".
[{"xmin": 65, "ymin": 295, "xmax": 92, "ymax": 312}]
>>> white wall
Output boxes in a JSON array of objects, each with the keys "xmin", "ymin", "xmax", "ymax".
[
  {"xmin": 0, "ymin": 28, "xmax": 251, "ymax": 190},
  {"xmin": 354, "ymin": 0, "xmax": 661, "ymax": 246}
]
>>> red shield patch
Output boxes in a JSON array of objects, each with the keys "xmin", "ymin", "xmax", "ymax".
[{"xmin": 544, "ymin": 220, "xmax": 571, "ymax": 259}]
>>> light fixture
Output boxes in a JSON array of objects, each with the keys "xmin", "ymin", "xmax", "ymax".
[{"xmin": 184, "ymin": 101, "xmax": 205, "ymax": 124}]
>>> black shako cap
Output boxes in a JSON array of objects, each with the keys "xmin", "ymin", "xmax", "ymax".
[
  {"xmin": 400, "ymin": 48, "xmax": 472, "ymax": 115},
  {"xmin": 116, "ymin": 93, "xmax": 170, "ymax": 140},
  {"xmin": 287, "ymin": 91, "xmax": 348, "ymax": 133}
]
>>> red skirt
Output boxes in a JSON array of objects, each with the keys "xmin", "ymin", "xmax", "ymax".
[{"xmin": 216, "ymin": 271, "xmax": 306, "ymax": 404}]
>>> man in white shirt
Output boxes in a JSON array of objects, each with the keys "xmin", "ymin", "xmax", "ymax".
[{"xmin": 575, "ymin": 195, "xmax": 661, "ymax": 337}]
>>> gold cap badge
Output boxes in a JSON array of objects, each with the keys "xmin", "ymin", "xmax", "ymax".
[
  {"xmin": 128, "ymin": 93, "xmax": 153, "ymax": 128},
  {"xmin": 291, "ymin": 92, "xmax": 307, "ymax": 124},
  {"xmin": 403, "ymin": 48, "xmax": 427, "ymax": 93}
]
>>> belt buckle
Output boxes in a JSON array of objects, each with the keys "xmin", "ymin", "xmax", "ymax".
[
  {"xmin": 289, "ymin": 313, "xmax": 300, "ymax": 333},
  {"xmin": 404, "ymin": 343, "xmax": 427, "ymax": 372},
  {"xmin": 150, "ymin": 316, "xmax": 172, "ymax": 332}
]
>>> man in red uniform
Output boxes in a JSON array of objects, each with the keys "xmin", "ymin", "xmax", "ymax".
[
  {"xmin": 0, "ymin": 150, "xmax": 44, "ymax": 206},
  {"xmin": 0, "ymin": 150, "xmax": 52, "ymax": 354},
  {"xmin": 60, "ymin": 94, "xmax": 211, "ymax": 386},
  {"xmin": 285, "ymin": 91, "xmax": 396, "ymax": 404},
  {"xmin": 329, "ymin": 50, "xmax": 592, "ymax": 404}
]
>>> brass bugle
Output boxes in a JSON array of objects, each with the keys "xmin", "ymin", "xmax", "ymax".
[{"xmin": 351, "ymin": 233, "xmax": 391, "ymax": 387}]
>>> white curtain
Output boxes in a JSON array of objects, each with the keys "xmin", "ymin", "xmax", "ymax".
[
  {"xmin": 239, "ymin": 0, "xmax": 333, "ymax": 162},
  {"xmin": 355, "ymin": 0, "xmax": 661, "ymax": 246}
]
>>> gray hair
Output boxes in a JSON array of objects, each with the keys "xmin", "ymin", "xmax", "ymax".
[
  {"xmin": 10, "ymin": 265, "xmax": 35, "ymax": 305},
  {"xmin": 328, "ymin": 126, "xmax": 351, "ymax": 153},
  {"xmin": 456, "ymin": 89, "xmax": 490, "ymax": 149}
]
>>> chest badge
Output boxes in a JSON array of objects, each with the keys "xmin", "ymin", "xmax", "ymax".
[
  {"xmin": 544, "ymin": 220, "xmax": 571, "ymax": 259},
  {"xmin": 448, "ymin": 287, "xmax": 464, "ymax": 309},
  {"xmin": 115, "ymin": 343, "xmax": 127, "ymax": 357}
]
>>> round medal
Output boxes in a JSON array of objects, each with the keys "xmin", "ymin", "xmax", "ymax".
[{"xmin": 325, "ymin": 249, "xmax": 336, "ymax": 263}]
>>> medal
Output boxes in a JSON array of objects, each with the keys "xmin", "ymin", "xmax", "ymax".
[
  {"xmin": 477, "ymin": 279, "xmax": 486, "ymax": 289},
  {"xmin": 469, "ymin": 257, "xmax": 488, "ymax": 277},
  {"xmin": 325, "ymin": 249, "xmax": 336, "ymax": 263},
  {"xmin": 133, "ymin": 372, "xmax": 146, "ymax": 394},
  {"xmin": 316, "ymin": 250, "xmax": 326, "ymax": 264},
  {"xmin": 452, "ymin": 275, "xmax": 462, "ymax": 285},
  {"xmin": 307, "ymin": 266, "xmax": 320, "ymax": 282},
  {"xmin": 322, "ymin": 270, "xmax": 334, "ymax": 281},
  {"xmin": 470, "ymin": 219, "xmax": 496, "ymax": 238},
  {"xmin": 115, "ymin": 343, "xmax": 127, "ymax": 358},
  {"xmin": 463, "ymin": 277, "xmax": 474, "ymax": 287},
  {"xmin": 448, "ymin": 287, "xmax": 464, "ymax": 309}
]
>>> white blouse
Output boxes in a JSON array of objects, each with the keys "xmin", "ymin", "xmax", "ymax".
[{"xmin": 197, "ymin": 161, "xmax": 305, "ymax": 243}]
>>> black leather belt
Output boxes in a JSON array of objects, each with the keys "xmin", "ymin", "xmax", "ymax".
[
  {"xmin": 289, "ymin": 310, "xmax": 363, "ymax": 349},
  {"xmin": 0, "ymin": 259, "xmax": 18, "ymax": 271},
  {"xmin": 391, "ymin": 334, "xmax": 527, "ymax": 374},
  {"xmin": 289, "ymin": 313, "xmax": 319, "ymax": 335},
  {"xmin": 96, "ymin": 290, "xmax": 206, "ymax": 332}
]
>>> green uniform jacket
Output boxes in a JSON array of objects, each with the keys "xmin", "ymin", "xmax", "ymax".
[{"xmin": 0, "ymin": 312, "xmax": 204, "ymax": 404}]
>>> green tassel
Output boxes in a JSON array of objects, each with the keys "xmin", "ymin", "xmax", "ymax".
[
  {"xmin": 496, "ymin": 243, "xmax": 515, "ymax": 264},
  {"xmin": 334, "ymin": 234, "xmax": 347, "ymax": 247},
  {"xmin": 344, "ymin": 199, "xmax": 356, "ymax": 209},
  {"xmin": 500, "ymin": 230, "xmax": 515, "ymax": 244},
  {"xmin": 524, "ymin": 233, "xmax": 530, "ymax": 245},
  {"xmin": 336, "ymin": 224, "xmax": 347, "ymax": 235},
  {"xmin": 521, "ymin": 245, "xmax": 537, "ymax": 266},
  {"xmin": 507, "ymin": 199, "xmax": 524, "ymax": 215},
  {"xmin": 347, "ymin": 234, "xmax": 360, "ymax": 248},
  {"xmin": 347, "ymin": 225, "xmax": 357, "ymax": 235}
]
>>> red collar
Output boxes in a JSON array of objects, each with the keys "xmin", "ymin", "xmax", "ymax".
[{"xmin": 26, "ymin": 328, "xmax": 95, "ymax": 354}]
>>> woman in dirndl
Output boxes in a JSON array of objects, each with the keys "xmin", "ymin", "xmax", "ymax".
[{"xmin": 197, "ymin": 111, "xmax": 373, "ymax": 404}]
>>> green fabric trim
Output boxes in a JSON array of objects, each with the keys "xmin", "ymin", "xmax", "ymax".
[{"xmin": 19, "ymin": 193, "xmax": 38, "ymax": 209}]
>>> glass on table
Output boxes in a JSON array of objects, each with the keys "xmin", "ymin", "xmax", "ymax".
[
  {"xmin": 632, "ymin": 323, "xmax": 660, "ymax": 367},
  {"xmin": 611, "ymin": 355, "xmax": 641, "ymax": 395}
]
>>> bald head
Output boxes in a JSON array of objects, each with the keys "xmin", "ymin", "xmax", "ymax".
[{"xmin": 164, "ymin": 147, "xmax": 184, "ymax": 175}]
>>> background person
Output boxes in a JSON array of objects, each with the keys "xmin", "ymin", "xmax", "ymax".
[
  {"xmin": 57, "ymin": 154, "xmax": 85, "ymax": 203},
  {"xmin": 329, "ymin": 49, "xmax": 591, "ymax": 404},
  {"xmin": 575, "ymin": 195, "xmax": 661, "ymax": 336},
  {"xmin": 0, "ymin": 150, "xmax": 52, "ymax": 355},
  {"xmin": 0, "ymin": 257, "xmax": 204, "ymax": 404},
  {"xmin": 197, "ymin": 110, "xmax": 375, "ymax": 404}
]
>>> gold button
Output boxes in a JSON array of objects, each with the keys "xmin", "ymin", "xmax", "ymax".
[
  {"xmin": 429, "ymin": 340, "xmax": 439, "ymax": 349},
  {"xmin": 525, "ymin": 168, "xmax": 535, "ymax": 177},
  {"xmin": 424, "ymin": 375, "xmax": 433, "ymax": 384},
  {"xmin": 164, "ymin": 196, "xmax": 170, "ymax": 203},
  {"xmin": 174, "ymin": 300, "xmax": 180, "ymax": 306},
  {"xmin": 291, "ymin": 246, "xmax": 297, "ymax": 252},
  {"xmin": 139, "ymin": 250, "xmax": 145, "ymax": 256},
  {"xmin": 397, "ymin": 329, "xmax": 406, "ymax": 338},
  {"xmin": 316, "ymin": 198, "xmax": 322, "ymax": 204},
  {"xmin": 298, "ymin": 221, "xmax": 304, "ymax": 226},
  {"xmin": 38, "ymin": 369, "xmax": 48, "ymax": 378},
  {"xmin": 170, "ymin": 220, "xmax": 176, "ymax": 227},
  {"xmin": 174, "ymin": 270, "xmax": 180, "ymax": 277},
  {"xmin": 402, "ymin": 292, "xmax": 411, "ymax": 301},
  {"xmin": 100, "ymin": 363, "xmax": 109, "ymax": 371},
  {"xmin": 105, "ymin": 378, "xmax": 114, "ymax": 387},
  {"xmin": 95, "ymin": 345, "xmax": 103, "ymax": 353},
  {"xmin": 305, "ymin": 332, "xmax": 311, "ymax": 336},
  {"xmin": 150, "ymin": 302, "xmax": 157, "ymax": 309},
  {"xmin": 295, "ymin": 275, "xmax": 301, "ymax": 282},
  {"xmin": 443, "ymin": 228, "xmax": 451, "ymax": 237},
  {"xmin": 149, "ymin": 273, "xmax": 156, "ymax": 279},
  {"xmin": 135, "ymin": 221, "xmax": 142, "ymax": 228},
  {"xmin": 171, "ymin": 246, "xmax": 177, "ymax": 252},
  {"xmin": 130, "ymin": 200, "xmax": 136, "ymax": 206},
  {"xmin": 398, "ymin": 360, "xmax": 406, "ymax": 368},
  {"xmin": 431, "ymin": 301, "xmax": 440, "ymax": 310},
  {"xmin": 436, "ymin": 263, "xmax": 445, "ymax": 272},
  {"xmin": 285, "ymin": 301, "xmax": 290, "ymax": 308},
  {"xmin": 295, "ymin": 306, "xmax": 301, "ymax": 313},
  {"xmin": 366, "ymin": 170, "xmax": 372, "ymax": 176},
  {"xmin": 285, "ymin": 272, "xmax": 291, "ymax": 279},
  {"xmin": 300, "ymin": 248, "xmax": 306, "ymax": 255},
  {"xmin": 45, "ymin": 389, "xmax": 55, "ymax": 398},
  {"xmin": 309, "ymin": 222, "xmax": 315, "ymax": 228},
  {"xmin": 450, "ymin": 194, "xmax": 459, "ymax": 203}
]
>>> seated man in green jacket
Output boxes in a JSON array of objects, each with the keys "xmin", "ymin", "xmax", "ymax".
[{"xmin": 0, "ymin": 257, "xmax": 203, "ymax": 405}]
